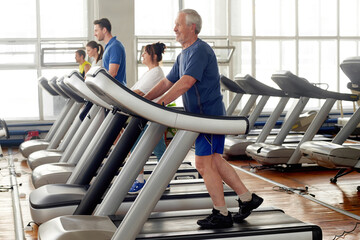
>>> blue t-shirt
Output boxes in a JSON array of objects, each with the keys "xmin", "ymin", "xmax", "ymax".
[
  {"xmin": 103, "ymin": 36, "xmax": 126, "ymax": 86},
  {"xmin": 167, "ymin": 38, "xmax": 225, "ymax": 116}
]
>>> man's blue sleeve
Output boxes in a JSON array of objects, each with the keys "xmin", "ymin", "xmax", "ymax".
[
  {"xmin": 166, "ymin": 56, "xmax": 180, "ymax": 83},
  {"xmin": 109, "ymin": 45, "xmax": 123, "ymax": 65},
  {"xmin": 182, "ymin": 49, "xmax": 208, "ymax": 82}
]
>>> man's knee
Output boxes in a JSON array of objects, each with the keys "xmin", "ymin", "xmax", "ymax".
[{"xmin": 195, "ymin": 155, "xmax": 212, "ymax": 175}]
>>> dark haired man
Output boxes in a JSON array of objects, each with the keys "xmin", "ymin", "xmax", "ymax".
[
  {"xmin": 93, "ymin": 18, "xmax": 126, "ymax": 86},
  {"xmin": 75, "ymin": 49, "xmax": 91, "ymax": 78}
]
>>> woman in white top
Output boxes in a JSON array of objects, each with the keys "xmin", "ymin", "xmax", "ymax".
[
  {"xmin": 86, "ymin": 41, "xmax": 104, "ymax": 67},
  {"xmin": 129, "ymin": 42, "xmax": 168, "ymax": 194}
]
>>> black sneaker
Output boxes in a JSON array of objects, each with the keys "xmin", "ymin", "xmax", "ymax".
[
  {"xmin": 233, "ymin": 193, "xmax": 263, "ymax": 223},
  {"xmin": 197, "ymin": 208, "xmax": 233, "ymax": 229}
]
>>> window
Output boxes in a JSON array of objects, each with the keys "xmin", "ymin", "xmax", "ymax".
[
  {"xmin": 229, "ymin": 0, "xmax": 360, "ymax": 111},
  {"xmin": 0, "ymin": 70, "xmax": 38, "ymax": 119},
  {"xmin": 1, "ymin": 0, "xmax": 88, "ymax": 120},
  {"xmin": 298, "ymin": 0, "xmax": 337, "ymax": 36},
  {"xmin": 340, "ymin": 0, "xmax": 360, "ymax": 36},
  {"xmin": 231, "ymin": 0, "xmax": 253, "ymax": 36},
  {"xmin": 256, "ymin": 0, "xmax": 295, "ymax": 36},
  {"xmin": 39, "ymin": 0, "xmax": 88, "ymax": 38},
  {"xmin": 0, "ymin": 0, "xmax": 37, "ymax": 38},
  {"xmin": 135, "ymin": 0, "xmax": 179, "ymax": 36},
  {"xmin": 183, "ymin": 0, "xmax": 227, "ymax": 36},
  {"xmin": 256, "ymin": 40, "xmax": 296, "ymax": 88},
  {"xmin": 0, "ymin": 44, "xmax": 36, "ymax": 65}
]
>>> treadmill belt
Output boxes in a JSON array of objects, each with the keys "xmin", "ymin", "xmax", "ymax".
[{"xmin": 114, "ymin": 208, "xmax": 322, "ymax": 239}]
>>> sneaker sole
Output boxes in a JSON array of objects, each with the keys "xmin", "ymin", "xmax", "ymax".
[
  {"xmin": 197, "ymin": 222, "xmax": 233, "ymax": 229},
  {"xmin": 128, "ymin": 191, "xmax": 140, "ymax": 195}
]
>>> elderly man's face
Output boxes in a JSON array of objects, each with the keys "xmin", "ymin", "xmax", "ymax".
[{"xmin": 174, "ymin": 12, "xmax": 194, "ymax": 46}]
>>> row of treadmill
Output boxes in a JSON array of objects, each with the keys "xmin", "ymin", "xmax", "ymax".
[
  {"xmin": 223, "ymin": 56, "xmax": 360, "ymax": 187},
  {"xmin": 17, "ymin": 58, "xmax": 360, "ymax": 239}
]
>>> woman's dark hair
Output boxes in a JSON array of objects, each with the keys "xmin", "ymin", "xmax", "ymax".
[
  {"xmin": 76, "ymin": 49, "xmax": 86, "ymax": 59},
  {"xmin": 145, "ymin": 42, "xmax": 166, "ymax": 63},
  {"xmin": 86, "ymin": 41, "xmax": 104, "ymax": 63}
]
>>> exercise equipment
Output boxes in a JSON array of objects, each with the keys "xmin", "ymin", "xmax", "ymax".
[
  {"xmin": 30, "ymin": 70, "xmax": 198, "ymax": 188},
  {"xmin": 223, "ymin": 75, "xmax": 330, "ymax": 157},
  {"xmin": 37, "ymin": 67, "xmax": 321, "ymax": 240},
  {"xmin": 246, "ymin": 71, "xmax": 358, "ymax": 166},
  {"xmin": 222, "ymin": 74, "xmax": 289, "ymax": 156},
  {"xmin": 20, "ymin": 76, "xmax": 83, "ymax": 158},
  {"xmin": 0, "ymin": 119, "xmax": 10, "ymax": 157},
  {"xmin": 300, "ymin": 57, "xmax": 360, "ymax": 185},
  {"xmin": 30, "ymin": 70, "xmax": 111, "ymax": 187},
  {"xmin": 28, "ymin": 73, "xmax": 99, "ymax": 170},
  {"xmin": 29, "ymin": 68, "xmax": 237, "ymax": 224}
]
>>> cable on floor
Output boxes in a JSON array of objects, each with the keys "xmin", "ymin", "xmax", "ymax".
[
  {"xmin": 272, "ymin": 185, "xmax": 315, "ymax": 197},
  {"xmin": 332, "ymin": 222, "xmax": 360, "ymax": 240}
]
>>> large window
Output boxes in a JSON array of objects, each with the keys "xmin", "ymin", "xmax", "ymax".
[
  {"xmin": 230, "ymin": 0, "xmax": 360, "ymax": 111},
  {"xmin": 0, "ymin": 0, "xmax": 37, "ymax": 38},
  {"xmin": 135, "ymin": 0, "xmax": 179, "ymax": 36},
  {"xmin": 1, "ymin": 0, "xmax": 88, "ymax": 120}
]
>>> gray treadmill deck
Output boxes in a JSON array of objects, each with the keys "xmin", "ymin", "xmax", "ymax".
[
  {"xmin": 114, "ymin": 208, "xmax": 322, "ymax": 239},
  {"xmin": 30, "ymin": 182, "xmax": 236, "ymax": 209},
  {"xmin": 38, "ymin": 208, "xmax": 322, "ymax": 239}
]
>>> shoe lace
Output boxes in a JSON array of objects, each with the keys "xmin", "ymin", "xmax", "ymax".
[
  {"xmin": 236, "ymin": 199, "xmax": 250, "ymax": 214},
  {"xmin": 205, "ymin": 209, "xmax": 220, "ymax": 221}
]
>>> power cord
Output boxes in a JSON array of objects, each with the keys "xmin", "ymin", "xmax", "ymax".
[
  {"xmin": 0, "ymin": 185, "xmax": 13, "ymax": 192},
  {"xmin": 272, "ymin": 185, "xmax": 315, "ymax": 197},
  {"xmin": 332, "ymin": 222, "xmax": 360, "ymax": 240},
  {"xmin": 0, "ymin": 183, "xmax": 23, "ymax": 192}
]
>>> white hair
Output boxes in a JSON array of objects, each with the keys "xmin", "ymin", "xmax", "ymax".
[{"xmin": 179, "ymin": 9, "xmax": 202, "ymax": 34}]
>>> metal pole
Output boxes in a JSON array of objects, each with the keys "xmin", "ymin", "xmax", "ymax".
[
  {"xmin": 8, "ymin": 148, "xmax": 25, "ymax": 240},
  {"xmin": 256, "ymin": 97, "xmax": 290, "ymax": 143},
  {"xmin": 112, "ymin": 130, "xmax": 199, "ymax": 240},
  {"xmin": 287, "ymin": 98, "xmax": 336, "ymax": 164}
]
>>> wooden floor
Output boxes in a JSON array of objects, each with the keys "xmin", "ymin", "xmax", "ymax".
[{"xmin": 0, "ymin": 147, "xmax": 359, "ymax": 240}]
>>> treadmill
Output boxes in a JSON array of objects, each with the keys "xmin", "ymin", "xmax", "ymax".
[
  {"xmin": 220, "ymin": 73, "xmax": 246, "ymax": 116},
  {"xmin": 29, "ymin": 68, "xmax": 231, "ymax": 224},
  {"xmin": 37, "ymin": 67, "xmax": 322, "ymax": 240},
  {"xmin": 246, "ymin": 71, "xmax": 358, "ymax": 166},
  {"xmin": 30, "ymin": 71, "xmax": 198, "ymax": 189},
  {"xmin": 30, "ymin": 71, "xmax": 111, "ymax": 188},
  {"xmin": 20, "ymin": 76, "xmax": 83, "ymax": 158},
  {"xmin": 300, "ymin": 57, "xmax": 360, "ymax": 184},
  {"xmin": 223, "ymin": 75, "xmax": 331, "ymax": 157},
  {"xmin": 222, "ymin": 74, "xmax": 289, "ymax": 156},
  {"xmin": 28, "ymin": 72, "xmax": 99, "ymax": 170}
]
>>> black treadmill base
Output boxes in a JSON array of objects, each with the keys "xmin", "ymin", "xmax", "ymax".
[{"xmin": 112, "ymin": 208, "xmax": 322, "ymax": 240}]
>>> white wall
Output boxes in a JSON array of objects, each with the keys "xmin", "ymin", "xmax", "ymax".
[{"xmin": 93, "ymin": 0, "xmax": 136, "ymax": 87}]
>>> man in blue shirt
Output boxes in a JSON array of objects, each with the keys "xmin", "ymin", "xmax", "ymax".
[
  {"xmin": 145, "ymin": 9, "xmax": 263, "ymax": 229},
  {"xmin": 93, "ymin": 18, "xmax": 126, "ymax": 86}
]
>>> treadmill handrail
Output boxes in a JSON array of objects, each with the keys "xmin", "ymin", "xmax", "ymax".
[
  {"xmin": 272, "ymin": 71, "xmax": 359, "ymax": 101},
  {"xmin": 220, "ymin": 75, "xmax": 246, "ymax": 94},
  {"xmin": 235, "ymin": 74, "xmax": 287, "ymax": 97},
  {"xmin": 64, "ymin": 70, "xmax": 112, "ymax": 109},
  {"xmin": 49, "ymin": 76, "xmax": 70, "ymax": 99},
  {"xmin": 39, "ymin": 76, "xmax": 59, "ymax": 96},
  {"xmin": 85, "ymin": 67, "xmax": 249, "ymax": 135},
  {"xmin": 57, "ymin": 75, "xmax": 85, "ymax": 103}
]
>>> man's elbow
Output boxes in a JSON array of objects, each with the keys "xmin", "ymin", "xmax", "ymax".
[
  {"xmin": 183, "ymin": 79, "xmax": 196, "ymax": 90},
  {"xmin": 109, "ymin": 70, "xmax": 117, "ymax": 78}
]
